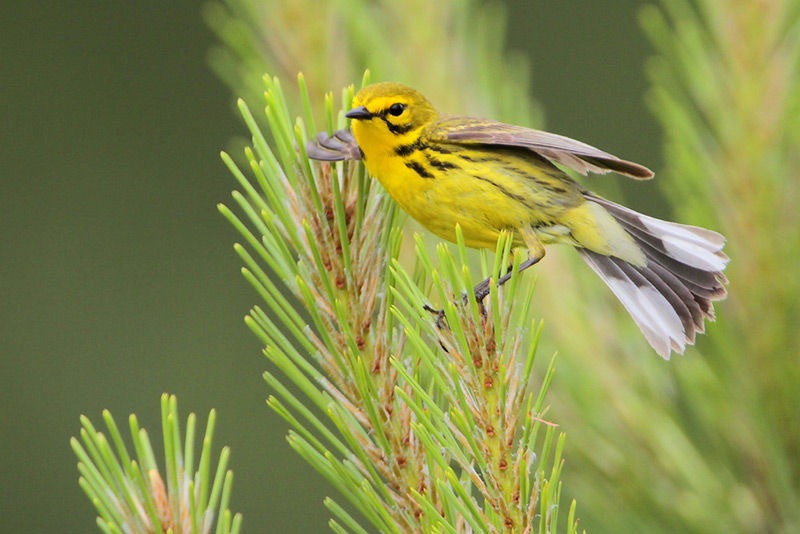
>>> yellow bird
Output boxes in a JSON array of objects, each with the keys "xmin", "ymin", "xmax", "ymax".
[{"xmin": 307, "ymin": 82, "xmax": 729, "ymax": 359}]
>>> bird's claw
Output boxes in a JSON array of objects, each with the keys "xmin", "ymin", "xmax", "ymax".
[{"xmin": 423, "ymin": 303, "xmax": 448, "ymax": 330}]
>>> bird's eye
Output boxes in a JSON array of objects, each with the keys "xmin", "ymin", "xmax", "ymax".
[{"xmin": 388, "ymin": 103, "xmax": 406, "ymax": 116}]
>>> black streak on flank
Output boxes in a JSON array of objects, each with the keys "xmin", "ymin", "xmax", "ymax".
[
  {"xmin": 457, "ymin": 153, "xmax": 490, "ymax": 163},
  {"xmin": 471, "ymin": 174, "xmax": 535, "ymax": 209},
  {"xmin": 426, "ymin": 144, "xmax": 452, "ymax": 154},
  {"xmin": 532, "ymin": 176, "xmax": 568, "ymax": 195},
  {"xmin": 406, "ymin": 161, "xmax": 434, "ymax": 179},
  {"xmin": 425, "ymin": 153, "xmax": 459, "ymax": 171},
  {"xmin": 394, "ymin": 139, "xmax": 425, "ymax": 156}
]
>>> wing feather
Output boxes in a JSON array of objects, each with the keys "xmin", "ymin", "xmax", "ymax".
[
  {"xmin": 429, "ymin": 116, "xmax": 654, "ymax": 179},
  {"xmin": 305, "ymin": 129, "xmax": 362, "ymax": 161}
]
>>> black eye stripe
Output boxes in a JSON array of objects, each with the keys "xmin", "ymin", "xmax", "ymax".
[{"xmin": 380, "ymin": 117, "xmax": 413, "ymax": 135}]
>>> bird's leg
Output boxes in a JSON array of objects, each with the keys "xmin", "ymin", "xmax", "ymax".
[
  {"xmin": 474, "ymin": 227, "xmax": 546, "ymax": 302},
  {"xmin": 473, "ymin": 254, "xmax": 544, "ymax": 302},
  {"xmin": 428, "ymin": 228, "xmax": 546, "ymax": 327},
  {"xmin": 425, "ymin": 250, "xmax": 542, "ymax": 331}
]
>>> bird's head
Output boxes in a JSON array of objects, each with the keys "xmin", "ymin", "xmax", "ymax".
[{"xmin": 346, "ymin": 83, "xmax": 438, "ymax": 149}]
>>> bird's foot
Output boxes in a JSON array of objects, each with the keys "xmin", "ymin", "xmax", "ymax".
[{"xmin": 423, "ymin": 303, "xmax": 448, "ymax": 330}]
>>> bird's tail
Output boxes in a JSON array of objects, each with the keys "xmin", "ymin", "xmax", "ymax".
[{"xmin": 577, "ymin": 194, "xmax": 729, "ymax": 358}]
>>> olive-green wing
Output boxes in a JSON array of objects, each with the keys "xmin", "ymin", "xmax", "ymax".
[
  {"xmin": 429, "ymin": 116, "xmax": 654, "ymax": 179},
  {"xmin": 305, "ymin": 129, "xmax": 362, "ymax": 161}
]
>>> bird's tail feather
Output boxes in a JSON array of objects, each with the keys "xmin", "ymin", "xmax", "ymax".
[{"xmin": 578, "ymin": 195, "xmax": 729, "ymax": 359}]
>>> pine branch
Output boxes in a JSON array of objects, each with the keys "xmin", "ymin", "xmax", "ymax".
[
  {"xmin": 220, "ymin": 73, "xmax": 578, "ymax": 534},
  {"xmin": 72, "ymin": 394, "xmax": 241, "ymax": 534}
]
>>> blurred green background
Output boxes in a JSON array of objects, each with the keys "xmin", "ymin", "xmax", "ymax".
[{"xmin": 3, "ymin": 1, "xmax": 796, "ymax": 533}]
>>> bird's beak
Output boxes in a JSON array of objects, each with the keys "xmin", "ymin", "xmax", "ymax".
[{"xmin": 345, "ymin": 106, "xmax": 373, "ymax": 120}]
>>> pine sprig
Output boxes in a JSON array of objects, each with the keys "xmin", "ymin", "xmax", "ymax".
[
  {"xmin": 220, "ymin": 73, "xmax": 578, "ymax": 534},
  {"xmin": 71, "ymin": 394, "xmax": 241, "ymax": 534}
]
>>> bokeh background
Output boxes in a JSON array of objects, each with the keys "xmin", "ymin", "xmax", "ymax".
[{"xmin": 2, "ymin": 1, "xmax": 797, "ymax": 533}]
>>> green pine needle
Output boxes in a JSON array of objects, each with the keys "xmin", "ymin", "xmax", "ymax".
[{"xmin": 72, "ymin": 394, "xmax": 241, "ymax": 534}]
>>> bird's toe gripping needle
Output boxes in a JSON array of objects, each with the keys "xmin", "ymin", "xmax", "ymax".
[
  {"xmin": 424, "ymin": 249, "xmax": 544, "ymax": 330},
  {"xmin": 422, "ymin": 303, "xmax": 448, "ymax": 330}
]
